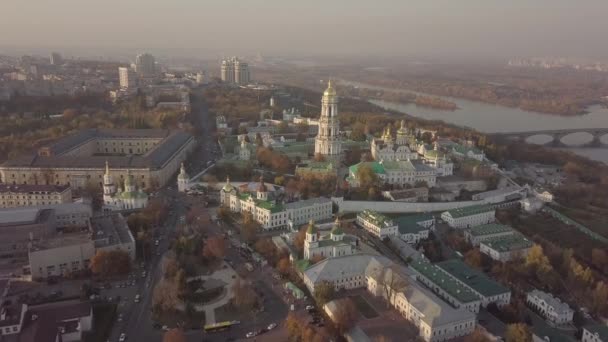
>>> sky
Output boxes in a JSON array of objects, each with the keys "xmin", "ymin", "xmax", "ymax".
[{"xmin": 2, "ymin": 0, "xmax": 608, "ymax": 60}]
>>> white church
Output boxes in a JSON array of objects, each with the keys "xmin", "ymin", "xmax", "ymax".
[
  {"xmin": 303, "ymin": 218, "xmax": 355, "ymax": 260},
  {"xmin": 103, "ymin": 162, "xmax": 149, "ymax": 211}
]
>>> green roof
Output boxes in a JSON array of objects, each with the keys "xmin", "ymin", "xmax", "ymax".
[
  {"xmin": 410, "ymin": 260, "xmax": 480, "ymax": 304},
  {"xmin": 453, "ymin": 144, "xmax": 483, "ymax": 156},
  {"xmin": 380, "ymin": 160, "xmax": 416, "ymax": 171},
  {"xmin": 331, "ymin": 222, "xmax": 344, "ymax": 235},
  {"xmin": 481, "ymin": 233, "xmax": 533, "ymax": 252},
  {"xmin": 318, "ymin": 238, "xmax": 348, "ymax": 248},
  {"xmin": 349, "ymin": 161, "xmax": 386, "ymax": 175},
  {"xmin": 584, "ymin": 325, "xmax": 608, "ymax": 341},
  {"xmin": 256, "ymin": 200, "xmax": 284, "ymax": 213},
  {"xmin": 444, "ymin": 204, "xmax": 494, "ymax": 219},
  {"xmin": 238, "ymin": 193, "xmax": 251, "ymax": 200},
  {"xmin": 436, "ymin": 259, "xmax": 509, "ymax": 297},
  {"xmin": 358, "ymin": 209, "xmax": 395, "ymax": 228},
  {"xmin": 395, "ymin": 214, "xmax": 434, "ymax": 235},
  {"xmin": 468, "ymin": 223, "xmax": 514, "ymax": 237},
  {"xmin": 306, "ymin": 220, "xmax": 317, "ymax": 234}
]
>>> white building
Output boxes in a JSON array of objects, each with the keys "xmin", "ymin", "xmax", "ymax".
[
  {"xmin": 102, "ymin": 162, "xmax": 148, "ymax": 211},
  {"xmin": 582, "ymin": 325, "xmax": 608, "ymax": 342},
  {"xmin": 450, "ymin": 144, "xmax": 485, "ymax": 161},
  {"xmin": 0, "ymin": 184, "xmax": 72, "ymax": 208},
  {"xmin": 421, "ymin": 143, "xmax": 454, "ymax": 177},
  {"xmin": 28, "ymin": 213, "xmax": 135, "ymax": 279},
  {"xmin": 347, "ymin": 160, "xmax": 437, "ymax": 188},
  {"xmin": 395, "ymin": 214, "xmax": 434, "ymax": 244},
  {"xmin": 356, "ymin": 209, "xmax": 398, "ymax": 239},
  {"xmin": 479, "ymin": 234, "xmax": 533, "ymax": 262},
  {"xmin": 177, "ymin": 163, "xmax": 189, "ymax": 193},
  {"xmin": 118, "ymin": 66, "xmax": 136, "ymax": 89},
  {"xmin": 303, "ymin": 219, "xmax": 355, "ymax": 260},
  {"xmin": 440, "ymin": 205, "xmax": 495, "ymax": 229},
  {"xmin": 302, "ymin": 254, "xmax": 477, "ymax": 342},
  {"xmin": 526, "ymin": 289, "xmax": 573, "ymax": 325},
  {"xmin": 464, "ymin": 223, "xmax": 515, "ymax": 247},
  {"xmin": 367, "ymin": 265, "xmax": 477, "ymax": 342},
  {"xmin": 314, "ymin": 80, "xmax": 342, "ymax": 162},
  {"xmin": 436, "ymin": 259, "xmax": 511, "ymax": 308},
  {"xmin": 220, "ymin": 177, "xmax": 332, "ymax": 230},
  {"xmin": 221, "ymin": 57, "xmax": 250, "ymax": 85},
  {"xmin": 370, "ymin": 121, "xmax": 418, "ymax": 162}
]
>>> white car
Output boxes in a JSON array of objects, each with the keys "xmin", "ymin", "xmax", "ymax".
[
  {"xmin": 134, "ymin": 294, "xmax": 140, "ymax": 303},
  {"xmin": 119, "ymin": 333, "xmax": 126, "ymax": 342},
  {"xmin": 267, "ymin": 323, "xmax": 277, "ymax": 330},
  {"xmin": 246, "ymin": 332, "xmax": 256, "ymax": 338}
]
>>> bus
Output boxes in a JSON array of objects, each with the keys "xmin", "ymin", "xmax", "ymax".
[{"xmin": 203, "ymin": 321, "xmax": 240, "ymax": 333}]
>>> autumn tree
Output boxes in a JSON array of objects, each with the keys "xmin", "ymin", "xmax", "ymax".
[
  {"xmin": 525, "ymin": 245, "xmax": 552, "ymax": 273},
  {"xmin": 356, "ymin": 163, "xmax": 379, "ymax": 189},
  {"xmin": 293, "ymin": 225, "xmax": 308, "ymax": 257},
  {"xmin": 505, "ymin": 323, "xmax": 531, "ymax": 342},
  {"xmin": 464, "ymin": 328, "xmax": 491, "ymax": 342},
  {"xmin": 163, "ymin": 328, "xmax": 186, "ymax": 342},
  {"xmin": 202, "ymin": 236, "xmax": 227, "ymax": 261},
  {"xmin": 254, "ymin": 238, "xmax": 278, "ymax": 262},
  {"xmin": 314, "ymin": 281, "xmax": 335, "ymax": 306},
  {"xmin": 333, "ymin": 298, "xmax": 358, "ymax": 335},
  {"xmin": 90, "ymin": 250, "xmax": 131, "ymax": 279},
  {"xmin": 591, "ymin": 281, "xmax": 608, "ymax": 315},
  {"xmin": 277, "ymin": 258, "xmax": 291, "ymax": 277}
]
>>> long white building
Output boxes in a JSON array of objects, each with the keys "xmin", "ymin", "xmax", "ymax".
[
  {"xmin": 441, "ymin": 204, "xmax": 495, "ymax": 229},
  {"xmin": 0, "ymin": 184, "xmax": 72, "ymax": 208},
  {"xmin": 526, "ymin": 289, "xmax": 573, "ymax": 325},
  {"xmin": 301, "ymin": 254, "xmax": 477, "ymax": 342}
]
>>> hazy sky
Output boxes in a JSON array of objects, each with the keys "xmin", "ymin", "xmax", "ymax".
[{"xmin": 2, "ymin": 0, "xmax": 608, "ymax": 59}]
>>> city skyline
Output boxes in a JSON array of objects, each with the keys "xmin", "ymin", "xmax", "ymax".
[{"xmin": 2, "ymin": 0, "xmax": 608, "ymax": 60}]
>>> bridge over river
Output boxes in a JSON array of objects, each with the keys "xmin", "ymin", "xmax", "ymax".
[{"xmin": 490, "ymin": 128, "xmax": 608, "ymax": 147}]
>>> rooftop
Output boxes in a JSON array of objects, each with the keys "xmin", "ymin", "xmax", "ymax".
[
  {"xmin": 0, "ymin": 208, "xmax": 54, "ymax": 226},
  {"xmin": 0, "ymin": 184, "xmax": 70, "ymax": 194},
  {"xmin": 409, "ymin": 260, "xmax": 480, "ymax": 304},
  {"xmin": 481, "ymin": 234, "xmax": 534, "ymax": 252},
  {"xmin": 284, "ymin": 197, "xmax": 331, "ymax": 210},
  {"xmin": 90, "ymin": 213, "xmax": 134, "ymax": 248},
  {"xmin": 468, "ymin": 223, "xmax": 514, "ymax": 237},
  {"xmin": 443, "ymin": 204, "xmax": 494, "ymax": 219},
  {"xmin": 29, "ymin": 231, "xmax": 91, "ymax": 251},
  {"xmin": 358, "ymin": 209, "xmax": 395, "ymax": 228},
  {"xmin": 2, "ymin": 129, "xmax": 194, "ymax": 170},
  {"xmin": 436, "ymin": 259, "xmax": 510, "ymax": 297},
  {"xmin": 528, "ymin": 289, "xmax": 572, "ymax": 314},
  {"xmin": 584, "ymin": 324, "xmax": 608, "ymax": 341},
  {"xmin": 395, "ymin": 213, "xmax": 434, "ymax": 235}
]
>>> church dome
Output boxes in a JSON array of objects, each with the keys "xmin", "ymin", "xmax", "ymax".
[
  {"xmin": 221, "ymin": 176, "xmax": 234, "ymax": 192},
  {"xmin": 306, "ymin": 220, "xmax": 318, "ymax": 234},
  {"xmin": 330, "ymin": 218, "xmax": 344, "ymax": 235},
  {"xmin": 323, "ymin": 80, "xmax": 337, "ymax": 97}
]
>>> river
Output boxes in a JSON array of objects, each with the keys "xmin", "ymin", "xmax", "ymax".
[{"xmin": 342, "ymin": 80, "xmax": 608, "ymax": 163}]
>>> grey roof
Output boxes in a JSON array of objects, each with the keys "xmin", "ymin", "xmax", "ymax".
[
  {"xmin": 304, "ymin": 253, "xmax": 391, "ymax": 288},
  {"xmin": 2, "ymin": 129, "xmax": 194, "ymax": 170},
  {"xmin": 284, "ymin": 197, "xmax": 332, "ymax": 210},
  {"xmin": 91, "ymin": 213, "xmax": 134, "ymax": 248},
  {"xmin": 0, "ymin": 208, "xmax": 54, "ymax": 226}
]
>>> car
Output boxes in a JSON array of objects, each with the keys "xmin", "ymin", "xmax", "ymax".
[
  {"xmin": 267, "ymin": 323, "xmax": 277, "ymax": 330},
  {"xmin": 117, "ymin": 314, "xmax": 123, "ymax": 322},
  {"xmin": 119, "ymin": 333, "xmax": 126, "ymax": 342},
  {"xmin": 305, "ymin": 305, "xmax": 315, "ymax": 311},
  {"xmin": 141, "ymin": 271, "xmax": 147, "ymax": 278},
  {"xmin": 134, "ymin": 294, "xmax": 141, "ymax": 303},
  {"xmin": 245, "ymin": 332, "xmax": 256, "ymax": 338},
  {"xmin": 162, "ymin": 325, "xmax": 169, "ymax": 331}
]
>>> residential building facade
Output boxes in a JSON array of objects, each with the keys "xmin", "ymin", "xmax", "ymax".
[
  {"xmin": 526, "ymin": 290, "xmax": 574, "ymax": 325},
  {"xmin": 0, "ymin": 184, "xmax": 71, "ymax": 208},
  {"xmin": 356, "ymin": 209, "xmax": 398, "ymax": 239},
  {"xmin": 441, "ymin": 205, "xmax": 496, "ymax": 229}
]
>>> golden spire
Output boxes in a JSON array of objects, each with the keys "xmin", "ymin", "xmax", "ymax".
[{"xmin": 323, "ymin": 79, "xmax": 336, "ymax": 97}]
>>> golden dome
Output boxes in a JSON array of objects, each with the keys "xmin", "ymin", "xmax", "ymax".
[{"xmin": 323, "ymin": 80, "xmax": 337, "ymax": 97}]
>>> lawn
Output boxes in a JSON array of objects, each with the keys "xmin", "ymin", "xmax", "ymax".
[
  {"xmin": 350, "ymin": 295, "xmax": 379, "ymax": 319},
  {"xmin": 84, "ymin": 303, "xmax": 117, "ymax": 342}
]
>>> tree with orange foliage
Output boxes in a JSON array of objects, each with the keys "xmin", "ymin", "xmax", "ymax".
[
  {"xmin": 90, "ymin": 250, "xmax": 131, "ymax": 279},
  {"xmin": 202, "ymin": 236, "xmax": 226, "ymax": 261},
  {"xmin": 163, "ymin": 328, "xmax": 186, "ymax": 342}
]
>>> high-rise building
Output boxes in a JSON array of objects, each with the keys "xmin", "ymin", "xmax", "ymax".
[
  {"xmin": 314, "ymin": 80, "xmax": 342, "ymax": 161},
  {"xmin": 50, "ymin": 52, "xmax": 63, "ymax": 66},
  {"xmin": 118, "ymin": 67, "xmax": 136, "ymax": 89},
  {"xmin": 220, "ymin": 57, "xmax": 250, "ymax": 85},
  {"xmin": 135, "ymin": 53, "xmax": 156, "ymax": 77}
]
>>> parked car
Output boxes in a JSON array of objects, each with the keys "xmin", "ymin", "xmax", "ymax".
[
  {"xmin": 134, "ymin": 294, "xmax": 140, "ymax": 303},
  {"xmin": 119, "ymin": 333, "xmax": 126, "ymax": 342},
  {"xmin": 267, "ymin": 323, "xmax": 277, "ymax": 330}
]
